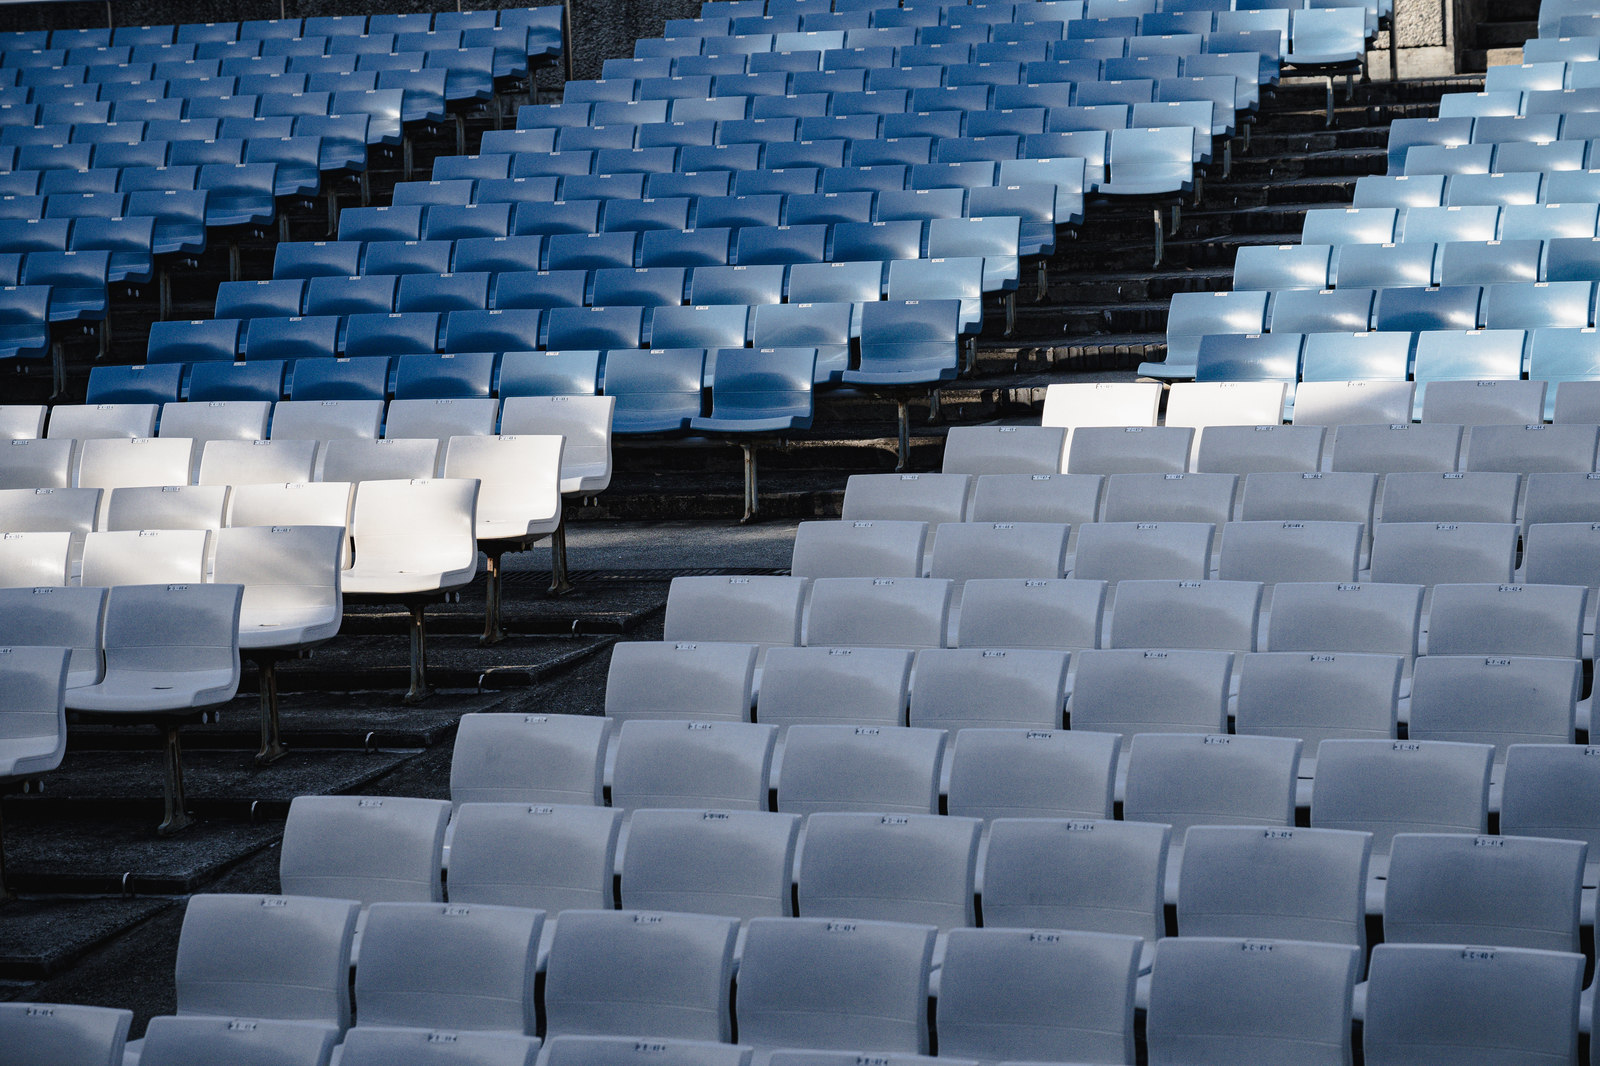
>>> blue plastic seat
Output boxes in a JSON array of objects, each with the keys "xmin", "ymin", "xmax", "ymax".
[
  {"xmin": 452, "ymin": 235, "xmax": 546, "ymax": 275},
  {"xmin": 42, "ymin": 192, "xmax": 126, "ymax": 222},
  {"xmin": 829, "ymin": 219, "xmax": 924, "ymax": 262},
  {"xmin": 474, "ymin": 176, "xmax": 562, "ymax": 206},
  {"xmin": 338, "ymin": 205, "xmax": 426, "ymax": 243},
  {"xmin": 785, "ymin": 192, "xmax": 875, "ymax": 227},
  {"xmin": 639, "ymin": 228, "xmax": 734, "ymax": 267},
  {"xmin": 679, "ymin": 142, "xmax": 763, "ymax": 173},
  {"xmin": 145, "ymin": 318, "xmax": 244, "ymax": 364},
  {"xmin": 592, "ymin": 266, "xmax": 689, "ymax": 308},
  {"xmin": 928, "ymin": 215, "xmax": 1022, "ymax": 293},
  {"xmin": 419, "ymin": 204, "xmax": 510, "ymax": 244},
  {"xmin": 85, "ymin": 362, "xmax": 184, "ymax": 403},
  {"xmin": 432, "ymin": 154, "xmax": 511, "ymax": 182},
  {"xmin": 361, "ymin": 240, "xmax": 453, "ymax": 278},
  {"xmin": 697, "ymin": 194, "xmax": 783, "ymax": 231},
  {"xmin": 594, "ymin": 146, "xmax": 679, "ymax": 175},
  {"xmin": 751, "ymin": 300, "xmax": 853, "ymax": 382},
  {"xmin": 287, "ymin": 355, "xmax": 391, "ymax": 400},
  {"xmin": 849, "ymin": 137, "xmax": 934, "ymax": 167},
  {"xmin": 733, "ymin": 167, "xmax": 825, "ymax": 196},
  {"xmin": 687, "ymin": 264, "xmax": 785, "ymax": 306},
  {"xmin": 1372, "ymin": 284, "xmax": 1483, "ymax": 332},
  {"xmin": 511, "ymin": 200, "xmax": 603, "ymax": 238},
  {"xmin": 0, "ymin": 219, "xmax": 69, "ymax": 254},
  {"xmin": 215, "ymin": 278, "xmax": 308, "ymax": 319},
  {"xmin": 1436, "ymin": 240, "xmax": 1540, "ymax": 286},
  {"xmin": 492, "ymin": 269, "xmax": 588, "ymax": 310},
  {"xmin": 392, "ymin": 272, "xmax": 490, "ymax": 313},
  {"xmin": 66, "ymin": 216, "xmax": 154, "ymax": 285},
  {"xmin": 0, "ymin": 286, "xmax": 55, "ymax": 365},
  {"xmin": 881, "ymin": 111, "xmax": 963, "ymax": 141},
  {"xmin": 1300, "ymin": 207, "xmax": 1400, "ymax": 247},
  {"xmin": 559, "ymin": 173, "xmax": 648, "ymax": 202},
  {"xmin": 304, "ymin": 274, "xmax": 398, "ymax": 317},
  {"xmin": 546, "ymin": 232, "xmax": 638, "ymax": 271},
  {"xmin": 603, "ymin": 347, "xmax": 706, "ymax": 433},
  {"xmin": 651, "ymin": 304, "xmax": 750, "ymax": 349},
  {"xmin": 874, "ymin": 187, "xmax": 966, "ymax": 223},
  {"xmin": 1194, "ymin": 330, "xmax": 1305, "ymax": 383},
  {"xmin": 786, "ymin": 259, "xmax": 884, "ymax": 305},
  {"xmin": 602, "ymin": 197, "xmax": 692, "ymax": 233},
  {"xmin": 498, "ymin": 349, "xmax": 602, "ymax": 395},
  {"xmin": 187, "ymin": 359, "xmax": 288, "ymax": 402},
  {"xmin": 735, "ymin": 224, "xmax": 828, "ymax": 265},
  {"xmin": 1412, "ymin": 327, "xmax": 1527, "ymax": 391},
  {"xmin": 243, "ymin": 315, "xmax": 341, "ymax": 362},
  {"xmin": 1352, "ymin": 174, "xmax": 1447, "ymax": 209},
  {"xmin": 1271, "ymin": 288, "xmax": 1377, "ymax": 334},
  {"xmin": 1482, "ymin": 280, "xmax": 1594, "ymax": 330},
  {"xmin": 969, "ymin": 182, "xmax": 1061, "ymax": 257},
  {"xmin": 393, "ymin": 179, "xmax": 477, "ymax": 207},
  {"xmin": 1297, "ymin": 330, "xmax": 1411, "ymax": 381},
  {"xmin": 547, "ymin": 305, "xmax": 648, "ymax": 349},
  {"xmin": 197, "ymin": 163, "xmax": 278, "ymax": 227},
  {"xmin": 886, "ymin": 256, "xmax": 985, "ymax": 335},
  {"xmin": 392, "ymin": 350, "xmax": 497, "ymax": 399},
  {"xmin": 819, "ymin": 165, "xmax": 908, "ymax": 195},
  {"xmin": 442, "ymin": 308, "xmax": 545, "ymax": 353},
  {"xmin": 344, "ymin": 312, "xmax": 442, "ymax": 358},
  {"xmin": 845, "ymin": 297, "xmax": 961, "ymax": 387},
  {"xmin": 272, "ymin": 242, "xmax": 362, "ymax": 281}
]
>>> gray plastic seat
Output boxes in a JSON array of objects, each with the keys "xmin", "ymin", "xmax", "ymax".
[
  {"xmin": 0, "ymin": 1002, "xmax": 132, "ymax": 1066},
  {"xmin": 611, "ymin": 720, "xmax": 777, "ymax": 811},
  {"xmin": 1040, "ymin": 381, "xmax": 1161, "ymax": 431},
  {"xmin": 0, "ymin": 586, "xmax": 107, "ymax": 689},
  {"xmin": 1422, "ymin": 380, "xmax": 1549, "ymax": 427},
  {"xmin": 840, "ymin": 472, "xmax": 971, "ymax": 523},
  {"xmin": 789, "ymin": 520, "xmax": 927, "ymax": 578},
  {"xmin": 1217, "ymin": 520, "xmax": 1364, "ymax": 585},
  {"xmin": 908, "ymin": 648, "xmax": 1068, "ymax": 731},
  {"xmin": 355, "ymin": 901, "xmax": 543, "ymax": 1035},
  {"xmin": 1195, "ymin": 424, "xmax": 1326, "ymax": 475},
  {"xmin": 1069, "ymin": 648, "xmax": 1232, "ymax": 742},
  {"xmin": 317, "ymin": 436, "xmax": 440, "ymax": 481},
  {"xmin": 544, "ymin": 908, "xmax": 738, "ymax": 1042},
  {"xmin": 279, "ymin": 794, "xmax": 451, "ymax": 904},
  {"xmin": 138, "ymin": 1016, "xmax": 339, "ymax": 1066},
  {"xmin": 197, "ymin": 438, "xmax": 320, "ymax": 486},
  {"xmin": 775, "ymin": 724, "xmax": 946, "ymax": 815},
  {"xmin": 1146, "ymin": 937, "xmax": 1360, "ymax": 1066},
  {"xmin": 78, "ymin": 527, "xmax": 207, "ymax": 587},
  {"xmin": 1066, "ymin": 426, "xmax": 1194, "ymax": 475},
  {"xmin": 102, "ymin": 484, "xmax": 228, "ymax": 531},
  {"xmin": 74, "ymin": 436, "xmax": 195, "ymax": 496},
  {"xmin": 1524, "ymin": 473, "xmax": 1600, "ymax": 530},
  {"xmin": 1408, "ymin": 654, "xmax": 1580, "ymax": 763},
  {"xmin": 1330, "ymin": 423, "xmax": 1463, "ymax": 475},
  {"xmin": 339, "ymin": 1028, "xmax": 539, "ymax": 1066},
  {"xmin": 797, "ymin": 811, "xmax": 981, "ymax": 932},
  {"xmin": 1292, "ymin": 380, "xmax": 1416, "ymax": 427},
  {"xmin": 803, "ymin": 577, "xmax": 952, "ymax": 649},
  {"xmin": 620, "ymin": 807, "xmax": 799, "ymax": 919},
  {"xmin": 1101, "ymin": 472, "xmax": 1236, "ymax": 527},
  {"xmin": 927, "ymin": 521, "xmax": 1070, "ymax": 588},
  {"xmin": 1071, "ymin": 522, "xmax": 1214, "ymax": 585},
  {"xmin": 1369, "ymin": 522, "xmax": 1518, "ymax": 586},
  {"xmin": 1363, "ymin": 943, "xmax": 1584, "ymax": 1066},
  {"xmin": 758, "ymin": 646, "xmax": 911, "ymax": 729},
  {"xmin": 603, "ymin": 641, "xmax": 758, "ymax": 723},
  {"xmin": 1465, "ymin": 423, "xmax": 1600, "ymax": 475},
  {"xmin": 953, "ymin": 577, "xmax": 1105, "ymax": 651},
  {"xmin": 1427, "ymin": 583, "xmax": 1586, "ymax": 659},
  {"xmin": 663, "ymin": 575, "xmax": 806, "ymax": 660},
  {"xmin": 1235, "ymin": 652, "xmax": 1403, "ymax": 781},
  {"xmin": 45, "ymin": 402, "xmax": 159, "ymax": 440},
  {"xmin": 1239, "ymin": 472, "xmax": 1378, "ymax": 528},
  {"xmin": 968, "ymin": 473, "xmax": 1103, "ymax": 527},
  {"xmin": 541, "ymin": 1038, "xmax": 746, "ymax": 1066},
  {"xmin": 270, "ymin": 399, "xmax": 385, "ymax": 442},
  {"xmin": 1108, "ymin": 579, "xmax": 1263, "ymax": 653},
  {"xmin": 1379, "ymin": 472, "xmax": 1520, "ymax": 525},
  {"xmin": 735, "ymin": 916, "xmax": 937, "ymax": 1054},
  {"xmin": 450, "ymin": 712, "xmax": 611, "ymax": 807},
  {"xmin": 941, "ymin": 425, "xmax": 1067, "ymax": 475},
  {"xmin": 945, "ymin": 728, "xmax": 1120, "ymax": 820},
  {"xmin": 1267, "ymin": 582, "xmax": 1424, "ymax": 664},
  {"xmin": 0, "ymin": 437, "xmax": 74, "ymax": 489},
  {"xmin": 1501, "ymin": 743, "xmax": 1600, "ymax": 897},
  {"xmin": 0, "ymin": 529, "xmax": 72, "ymax": 586},
  {"xmin": 0, "ymin": 404, "xmax": 46, "ymax": 440},
  {"xmin": 936, "ymin": 927, "xmax": 1142, "ymax": 1066}
]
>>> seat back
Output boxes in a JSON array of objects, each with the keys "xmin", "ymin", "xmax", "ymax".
[
  {"xmin": 604, "ymin": 641, "xmax": 757, "ymax": 724},
  {"xmin": 1124, "ymin": 732, "xmax": 1301, "ymax": 835},
  {"xmin": 1069, "ymin": 647, "xmax": 1232, "ymax": 740},
  {"xmin": 798, "ymin": 811, "xmax": 981, "ymax": 931},
  {"xmin": 447, "ymin": 802, "xmax": 621, "ymax": 914},
  {"xmin": 450, "ymin": 712, "xmax": 610, "ymax": 807},
  {"xmin": 0, "ymin": 1003, "xmax": 132, "ymax": 1066},
  {"xmin": 611, "ymin": 720, "xmax": 777, "ymax": 811},
  {"xmin": 946, "ymin": 728, "xmax": 1119, "ymax": 820},
  {"xmin": 1311, "ymin": 739, "xmax": 1494, "ymax": 858},
  {"xmin": 776, "ymin": 724, "xmax": 946, "ymax": 815},
  {"xmin": 621, "ymin": 807, "xmax": 800, "ymax": 919},
  {"xmin": 279, "ymin": 794, "xmax": 450, "ymax": 903},
  {"xmin": 804, "ymin": 577, "xmax": 952, "ymax": 649},
  {"xmin": 758, "ymin": 646, "xmax": 912, "ymax": 729}
]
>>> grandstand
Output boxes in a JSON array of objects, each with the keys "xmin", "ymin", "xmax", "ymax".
[{"xmin": 7, "ymin": 0, "xmax": 1600, "ymax": 1062}]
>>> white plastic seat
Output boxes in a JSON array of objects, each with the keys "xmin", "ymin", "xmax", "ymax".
[
  {"xmin": 0, "ymin": 486, "xmax": 100, "ymax": 542},
  {"xmin": 1291, "ymin": 380, "xmax": 1416, "ymax": 428},
  {"xmin": 1194, "ymin": 424, "xmax": 1326, "ymax": 475},
  {"xmin": 543, "ymin": 908, "xmax": 738, "ymax": 1042},
  {"xmin": 318, "ymin": 437, "xmax": 441, "ymax": 481},
  {"xmin": 0, "ymin": 530, "xmax": 72, "ymax": 586},
  {"xmin": 735, "ymin": 916, "xmax": 937, "ymax": 1054},
  {"xmin": 1177, "ymin": 825, "xmax": 1371, "ymax": 952},
  {"xmin": 775, "ymin": 724, "xmax": 946, "ymax": 816},
  {"xmin": 1165, "ymin": 381, "xmax": 1289, "ymax": 466},
  {"xmin": 758, "ymin": 646, "xmax": 911, "ymax": 730},
  {"xmin": 604, "ymin": 641, "xmax": 758, "ymax": 724},
  {"xmin": 941, "ymin": 425, "xmax": 1067, "ymax": 475},
  {"xmin": 269, "ymin": 399, "xmax": 383, "ymax": 441},
  {"xmin": 355, "ymin": 901, "xmax": 543, "ymax": 1035},
  {"xmin": 1421, "ymin": 379, "xmax": 1548, "ymax": 425},
  {"xmin": 1428, "ymin": 583, "xmax": 1586, "ymax": 659},
  {"xmin": 1363, "ymin": 943, "xmax": 1584, "ymax": 1066},
  {"xmin": 1235, "ymin": 651, "xmax": 1403, "ymax": 786},
  {"xmin": 1146, "ymin": 937, "xmax": 1360, "ymax": 1066},
  {"xmin": 620, "ymin": 807, "xmax": 800, "ymax": 919},
  {"xmin": 173, "ymin": 892, "xmax": 359, "ymax": 1031},
  {"xmin": 74, "ymin": 437, "xmax": 195, "ymax": 501},
  {"xmin": 798, "ymin": 811, "xmax": 981, "ymax": 932},
  {"xmin": 1268, "ymin": 582, "xmax": 1424, "ymax": 665},
  {"xmin": 279, "ymin": 794, "xmax": 451, "ymax": 904},
  {"xmin": 980, "ymin": 817, "xmax": 1169, "ymax": 964},
  {"xmin": 451, "ymin": 712, "xmax": 612, "ymax": 807},
  {"xmin": 926, "ymin": 522, "xmax": 1070, "ymax": 588},
  {"xmin": 1107, "ymin": 579, "xmax": 1262, "ymax": 652},
  {"xmin": 790, "ymin": 520, "xmax": 927, "ymax": 579},
  {"xmin": 1369, "ymin": 521, "xmax": 1519, "ymax": 586},
  {"xmin": 157, "ymin": 400, "xmax": 273, "ymax": 480},
  {"xmin": 1379, "ymin": 471, "xmax": 1521, "ymax": 524},
  {"xmin": 1525, "ymin": 473, "xmax": 1600, "ymax": 531},
  {"xmin": 1217, "ymin": 520, "xmax": 1364, "ymax": 584},
  {"xmin": 663, "ymin": 575, "xmax": 807, "ymax": 662},
  {"xmin": 1501, "ymin": 743, "xmax": 1600, "ymax": 900},
  {"xmin": 936, "ymin": 927, "xmax": 1142, "ymax": 1066},
  {"xmin": 78, "ymin": 528, "xmax": 208, "ymax": 587},
  {"xmin": 103, "ymin": 485, "xmax": 229, "ymax": 531},
  {"xmin": 1068, "ymin": 647, "xmax": 1232, "ymax": 744},
  {"xmin": 968, "ymin": 473, "xmax": 1103, "ymax": 527},
  {"xmin": 1239, "ymin": 471, "xmax": 1379, "ymax": 527},
  {"xmin": 1311, "ymin": 738, "xmax": 1495, "ymax": 909},
  {"xmin": 1070, "ymin": 522, "xmax": 1213, "ymax": 585},
  {"xmin": 1330, "ymin": 423, "xmax": 1463, "ymax": 474},
  {"xmin": 341, "ymin": 478, "xmax": 480, "ymax": 703},
  {"xmin": 1066, "ymin": 426, "xmax": 1194, "ymax": 475},
  {"xmin": 442, "ymin": 433, "xmax": 563, "ymax": 642},
  {"xmin": 383, "ymin": 397, "xmax": 500, "ymax": 441},
  {"xmin": 945, "ymin": 728, "xmax": 1120, "ymax": 820},
  {"xmin": 45, "ymin": 403, "xmax": 158, "ymax": 440},
  {"xmin": 1524, "ymin": 522, "xmax": 1600, "ymax": 599},
  {"xmin": 339, "ymin": 1027, "xmax": 539, "ymax": 1066},
  {"xmin": 1041, "ymin": 381, "xmax": 1161, "ymax": 431},
  {"xmin": 908, "ymin": 648, "xmax": 1068, "ymax": 732},
  {"xmin": 540, "ymin": 1037, "xmax": 745, "ymax": 1066},
  {"xmin": 840, "ymin": 473, "xmax": 970, "ymax": 524},
  {"xmin": 64, "ymin": 582, "xmax": 242, "ymax": 835},
  {"xmin": 952, "ymin": 577, "xmax": 1105, "ymax": 650},
  {"xmin": 1385, "ymin": 832, "xmax": 1585, "ymax": 952},
  {"xmin": 498, "ymin": 394, "xmax": 615, "ymax": 495},
  {"xmin": 0, "ymin": 405, "xmax": 46, "ymax": 439},
  {"xmin": 1101, "ymin": 472, "xmax": 1237, "ymax": 527},
  {"xmin": 1465, "ymin": 422, "xmax": 1600, "ymax": 474},
  {"xmin": 0, "ymin": 1002, "xmax": 132, "ymax": 1066},
  {"xmin": 0, "ymin": 644, "xmax": 69, "ymax": 898},
  {"xmin": 611, "ymin": 720, "xmax": 777, "ymax": 811},
  {"xmin": 1124, "ymin": 732, "xmax": 1301, "ymax": 901},
  {"xmin": 1408, "ymin": 654, "xmax": 1580, "ymax": 765},
  {"xmin": 803, "ymin": 578, "xmax": 952, "ymax": 649},
  {"xmin": 0, "ymin": 585, "xmax": 107, "ymax": 688},
  {"xmin": 226, "ymin": 481, "xmax": 354, "ymax": 567},
  {"xmin": 0, "ymin": 437, "xmax": 74, "ymax": 488},
  {"xmin": 197, "ymin": 438, "xmax": 319, "ymax": 486}
]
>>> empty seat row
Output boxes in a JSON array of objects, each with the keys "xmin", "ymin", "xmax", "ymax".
[
  {"xmin": 1304, "ymin": 202, "xmax": 1600, "ymax": 244},
  {"xmin": 1236, "ymin": 237, "xmax": 1600, "ymax": 290}
]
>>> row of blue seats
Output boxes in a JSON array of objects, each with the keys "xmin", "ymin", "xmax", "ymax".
[
  {"xmin": 1300, "ymin": 201, "xmax": 1600, "ymax": 245},
  {"xmin": 1354, "ymin": 169, "xmax": 1600, "ymax": 208},
  {"xmin": 0, "ymin": 172, "xmax": 271, "ymax": 254},
  {"xmin": 1396, "ymin": 139, "xmax": 1600, "ymax": 177},
  {"xmin": 1482, "ymin": 56, "xmax": 1600, "ymax": 94},
  {"xmin": 224, "ymin": 259, "xmax": 987, "ymax": 327},
  {"xmin": 1390, "ymin": 111, "xmax": 1600, "ymax": 169},
  {"xmin": 148, "ymin": 300, "xmax": 962, "ymax": 382},
  {"xmin": 1183, "ymin": 326, "xmax": 1600, "ymax": 384},
  {"xmin": 1235, "ymin": 237, "xmax": 1600, "ymax": 290},
  {"xmin": 0, "ymin": 10, "xmax": 559, "ymax": 52},
  {"xmin": 0, "ymin": 137, "xmax": 359, "ymax": 189},
  {"xmin": 665, "ymin": 7, "xmax": 1307, "ymax": 39},
  {"xmin": 0, "ymin": 72, "xmax": 453, "ymax": 123},
  {"xmin": 0, "ymin": 33, "xmax": 523, "ymax": 71},
  {"xmin": 1522, "ymin": 33, "xmax": 1600, "ymax": 64}
]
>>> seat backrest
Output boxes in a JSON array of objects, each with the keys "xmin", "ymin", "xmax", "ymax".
[
  {"xmin": 539, "ymin": 1037, "xmax": 745, "ymax": 1066},
  {"xmin": 1311, "ymin": 739, "xmax": 1494, "ymax": 857},
  {"xmin": 103, "ymin": 485, "xmax": 229, "ymax": 532},
  {"xmin": 0, "ymin": 586, "xmax": 105, "ymax": 688},
  {"xmin": 604, "ymin": 641, "xmax": 757, "ymax": 723},
  {"xmin": 79, "ymin": 528, "xmax": 208, "ymax": 587},
  {"xmin": 1465, "ymin": 423, "xmax": 1600, "ymax": 475},
  {"xmin": 621, "ymin": 807, "xmax": 800, "ymax": 919},
  {"xmin": 1102, "ymin": 472, "xmax": 1236, "ymax": 527},
  {"xmin": 926, "ymin": 522, "xmax": 1070, "ymax": 586},
  {"xmin": 0, "ymin": 1002, "xmax": 133, "ymax": 1066},
  {"xmin": 803, "ymin": 577, "xmax": 952, "ymax": 649},
  {"xmin": 175, "ymin": 892, "xmax": 358, "ymax": 1029},
  {"xmin": 840, "ymin": 472, "xmax": 971, "ymax": 523},
  {"xmin": 269, "ymin": 399, "xmax": 385, "ymax": 441},
  {"xmin": 355, "ymin": 901, "xmax": 542, "ymax": 1034},
  {"xmin": 198, "ymin": 438, "xmax": 318, "ymax": 486},
  {"xmin": 1124, "ymin": 732, "xmax": 1301, "ymax": 835},
  {"xmin": 0, "ymin": 644, "xmax": 69, "ymax": 782},
  {"xmin": 941, "ymin": 425, "xmax": 1066, "ymax": 475},
  {"xmin": 1379, "ymin": 471, "xmax": 1520, "ymax": 525},
  {"xmin": 45, "ymin": 402, "xmax": 158, "ymax": 439},
  {"xmin": 1238, "ymin": 471, "xmax": 1377, "ymax": 528},
  {"xmin": 946, "ymin": 728, "xmax": 1119, "ymax": 820},
  {"xmin": 1330, "ymin": 422, "xmax": 1462, "ymax": 474},
  {"xmin": 1069, "ymin": 647, "xmax": 1232, "ymax": 740},
  {"xmin": 611, "ymin": 720, "xmax": 777, "ymax": 811},
  {"xmin": 776, "ymin": 724, "xmax": 946, "ymax": 815},
  {"xmin": 345, "ymin": 478, "xmax": 479, "ymax": 591},
  {"xmin": 450, "ymin": 711, "xmax": 611, "ymax": 807},
  {"xmin": 1146, "ymin": 937, "xmax": 1360, "ymax": 1066},
  {"xmin": 1408, "ymin": 654, "xmax": 1580, "ymax": 761},
  {"xmin": 1368, "ymin": 521, "xmax": 1519, "ymax": 586},
  {"xmin": 1421, "ymin": 379, "xmax": 1547, "ymax": 426},
  {"xmin": 798, "ymin": 811, "xmax": 981, "ymax": 931},
  {"xmin": 1071, "ymin": 522, "xmax": 1214, "ymax": 584},
  {"xmin": 1067, "ymin": 425, "xmax": 1194, "ymax": 475},
  {"xmin": 336, "ymin": 1028, "xmax": 538, "ymax": 1066},
  {"xmin": 318, "ymin": 437, "xmax": 440, "ymax": 481},
  {"xmin": 496, "ymin": 394, "xmax": 615, "ymax": 494},
  {"xmin": 1267, "ymin": 581, "xmax": 1423, "ymax": 661},
  {"xmin": 543, "ymin": 909, "xmax": 739, "ymax": 1042},
  {"xmin": 444, "ymin": 802, "xmax": 621, "ymax": 915},
  {"xmin": 663, "ymin": 575, "xmax": 806, "ymax": 655},
  {"xmin": 1291, "ymin": 380, "xmax": 1415, "ymax": 427},
  {"xmin": 279, "ymin": 794, "xmax": 451, "ymax": 903},
  {"xmin": 908, "ymin": 647, "xmax": 1069, "ymax": 732},
  {"xmin": 1040, "ymin": 381, "xmax": 1161, "ymax": 429},
  {"xmin": 1427, "ymin": 582, "xmax": 1586, "ymax": 659},
  {"xmin": 1107, "ymin": 579, "xmax": 1262, "ymax": 652},
  {"xmin": 0, "ymin": 437, "xmax": 74, "ymax": 489},
  {"xmin": 1235, "ymin": 651, "xmax": 1402, "ymax": 758},
  {"xmin": 1363, "ymin": 943, "xmax": 1583, "ymax": 1066},
  {"xmin": 736, "ymin": 916, "xmax": 936, "ymax": 1054},
  {"xmin": 1195, "ymin": 424, "xmax": 1324, "ymax": 475},
  {"xmin": 790, "ymin": 519, "xmax": 927, "ymax": 579},
  {"xmin": 75, "ymin": 436, "xmax": 194, "ymax": 492},
  {"xmin": 0, "ymin": 530, "xmax": 72, "ymax": 587},
  {"xmin": 954, "ymin": 577, "xmax": 1105, "ymax": 651},
  {"xmin": 442, "ymin": 433, "xmax": 563, "ymax": 541},
  {"xmin": 758, "ymin": 646, "xmax": 911, "ymax": 730}
]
